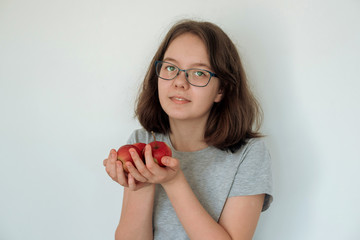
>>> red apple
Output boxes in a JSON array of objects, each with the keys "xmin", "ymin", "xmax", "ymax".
[
  {"xmin": 149, "ymin": 131, "xmax": 172, "ymax": 167},
  {"xmin": 116, "ymin": 144, "xmax": 143, "ymax": 173},
  {"xmin": 133, "ymin": 142, "xmax": 146, "ymax": 153}
]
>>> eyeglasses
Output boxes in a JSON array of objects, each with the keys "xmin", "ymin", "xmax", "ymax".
[{"xmin": 155, "ymin": 61, "xmax": 217, "ymax": 87}]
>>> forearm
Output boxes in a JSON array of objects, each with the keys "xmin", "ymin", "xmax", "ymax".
[
  {"xmin": 162, "ymin": 172, "xmax": 232, "ymax": 240},
  {"xmin": 115, "ymin": 184, "xmax": 155, "ymax": 240}
]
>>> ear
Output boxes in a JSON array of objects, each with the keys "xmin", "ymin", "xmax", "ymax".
[{"xmin": 214, "ymin": 88, "xmax": 223, "ymax": 103}]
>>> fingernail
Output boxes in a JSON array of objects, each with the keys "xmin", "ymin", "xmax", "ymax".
[
  {"xmin": 129, "ymin": 150, "xmax": 135, "ymax": 156},
  {"xmin": 162, "ymin": 157, "xmax": 168, "ymax": 165}
]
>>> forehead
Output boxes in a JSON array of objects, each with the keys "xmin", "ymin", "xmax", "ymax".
[{"xmin": 164, "ymin": 33, "xmax": 210, "ymax": 66}]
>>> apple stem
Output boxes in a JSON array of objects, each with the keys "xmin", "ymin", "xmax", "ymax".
[
  {"xmin": 151, "ymin": 131, "xmax": 158, "ymax": 148},
  {"xmin": 151, "ymin": 131, "xmax": 156, "ymax": 141}
]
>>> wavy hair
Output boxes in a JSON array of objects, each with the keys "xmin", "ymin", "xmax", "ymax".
[{"xmin": 135, "ymin": 20, "xmax": 263, "ymax": 152}]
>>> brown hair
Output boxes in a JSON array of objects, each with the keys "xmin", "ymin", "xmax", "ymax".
[{"xmin": 135, "ymin": 19, "xmax": 263, "ymax": 152}]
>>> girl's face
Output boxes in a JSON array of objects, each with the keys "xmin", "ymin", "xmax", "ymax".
[{"xmin": 158, "ymin": 33, "xmax": 222, "ymax": 125}]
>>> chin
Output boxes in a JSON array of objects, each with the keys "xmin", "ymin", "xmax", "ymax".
[{"xmin": 167, "ymin": 112, "xmax": 190, "ymax": 121}]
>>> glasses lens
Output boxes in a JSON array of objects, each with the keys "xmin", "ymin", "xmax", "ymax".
[
  {"xmin": 187, "ymin": 69, "xmax": 211, "ymax": 87},
  {"xmin": 156, "ymin": 62, "xmax": 178, "ymax": 80}
]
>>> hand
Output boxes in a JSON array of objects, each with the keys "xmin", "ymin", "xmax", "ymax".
[
  {"xmin": 103, "ymin": 149, "xmax": 151, "ymax": 191},
  {"xmin": 126, "ymin": 144, "xmax": 181, "ymax": 186}
]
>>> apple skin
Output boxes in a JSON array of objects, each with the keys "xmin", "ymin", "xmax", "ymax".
[
  {"xmin": 116, "ymin": 144, "xmax": 142, "ymax": 173},
  {"xmin": 149, "ymin": 141, "xmax": 172, "ymax": 167},
  {"xmin": 133, "ymin": 142, "xmax": 146, "ymax": 153}
]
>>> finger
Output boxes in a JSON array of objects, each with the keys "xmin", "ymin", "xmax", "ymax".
[
  {"xmin": 126, "ymin": 161, "xmax": 148, "ymax": 183},
  {"xmin": 128, "ymin": 174, "xmax": 137, "ymax": 191},
  {"xmin": 104, "ymin": 148, "xmax": 115, "ymax": 167},
  {"xmin": 161, "ymin": 156, "xmax": 179, "ymax": 169},
  {"xmin": 127, "ymin": 175, "xmax": 149, "ymax": 191},
  {"xmin": 116, "ymin": 161, "xmax": 128, "ymax": 187},
  {"xmin": 109, "ymin": 149, "xmax": 117, "ymax": 163},
  {"xmin": 130, "ymin": 148, "xmax": 152, "ymax": 179},
  {"xmin": 143, "ymin": 144, "xmax": 159, "ymax": 172},
  {"xmin": 107, "ymin": 151, "xmax": 118, "ymax": 179},
  {"xmin": 107, "ymin": 164, "xmax": 117, "ymax": 180}
]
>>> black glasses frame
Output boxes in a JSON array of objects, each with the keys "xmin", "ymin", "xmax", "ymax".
[{"xmin": 155, "ymin": 60, "xmax": 218, "ymax": 87}]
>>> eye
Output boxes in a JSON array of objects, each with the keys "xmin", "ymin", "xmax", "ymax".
[
  {"xmin": 195, "ymin": 71, "xmax": 204, "ymax": 76},
  {"xmin": 165, "ymin": 65, "xmax": 176, "ymax": 72},
  {"xmin": 193, "ymin": 70, "xmax": 209, "ymax": 77}
]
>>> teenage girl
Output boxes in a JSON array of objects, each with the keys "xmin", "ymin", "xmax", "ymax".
[{"xmin": 103, "ymin": 20, "xmax": 273, "ymax": 240}]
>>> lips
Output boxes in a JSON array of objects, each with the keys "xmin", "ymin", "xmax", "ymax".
[{"xmin": 169, "ymin": 95, "xmax": 191, "ymax": 104}]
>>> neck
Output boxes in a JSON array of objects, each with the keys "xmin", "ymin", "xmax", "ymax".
[{"xmin": 169, "ymin": 119, "xmax": 208, "ymax": 152}]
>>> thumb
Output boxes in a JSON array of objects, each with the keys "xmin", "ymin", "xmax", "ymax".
[{"xmin": 161, "ymin": 156, "xmax": 178, "ymax": 168}]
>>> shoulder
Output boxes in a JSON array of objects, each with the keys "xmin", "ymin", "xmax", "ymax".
[
  {"xmin": 233, "ymin": 137, "xmax": 270, "ymax": 161},
  {"xmin": 245, "ymin": 138, "xmax": 270, "ymax": 155},
  {"xmin": 227, "ymin": 138, "xmax": 272, "ymax": 186}
]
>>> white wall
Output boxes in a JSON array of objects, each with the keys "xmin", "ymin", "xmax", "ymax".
[{"xmin": 1, "ymin": 0, "xmax": 359, "ymax": 239}]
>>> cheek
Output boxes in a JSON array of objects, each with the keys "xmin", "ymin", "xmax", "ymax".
[
  {"xmin": 157, "ymin": 80, "xmax": 166, "ymax": 97},
  {"xmin": 193, "ymin": 91, "xmax": 215, "ymax": 109},
  {"xmin": 157, "ymin": 80, "xmax": 170, "ymax": 106},
  {"xmin": 209, "ymin": 81, "xmax": 222, "ymax": 102}
]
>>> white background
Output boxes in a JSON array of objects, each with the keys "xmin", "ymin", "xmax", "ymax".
[{"xmin": 1, "ymin": 0, "xmax": 359, "ymax": 239}]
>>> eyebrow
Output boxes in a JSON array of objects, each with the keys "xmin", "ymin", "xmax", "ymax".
[{"xmin": 163, "ymin": 57, "xmax": 213, "ymax": 70}]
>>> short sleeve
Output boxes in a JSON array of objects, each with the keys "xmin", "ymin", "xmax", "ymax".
[{"xmin": 228, "ymin": 139, "xmax": 273, "ymax": 211}]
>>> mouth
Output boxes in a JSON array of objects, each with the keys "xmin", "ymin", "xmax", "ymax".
[{"xmin": 169, "ymin": 96, "xmax": 191, "ymax": 104}]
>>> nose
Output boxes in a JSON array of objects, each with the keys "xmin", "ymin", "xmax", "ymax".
[{"xmin": 173, "ymin": 69, "xmax": 189, "ymax": 89}]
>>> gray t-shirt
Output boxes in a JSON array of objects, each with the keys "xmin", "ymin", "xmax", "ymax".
[{"xmin": 127, "ymin": 128, "xmax": 273, "ymax": 240}]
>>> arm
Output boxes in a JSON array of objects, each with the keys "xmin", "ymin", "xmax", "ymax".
[
  {"xmin": 162, "ymin": 171, "xmax": 264, "ymax": 240},
  {"xmin": 115, "ymin": 184, "xmax": 155, "ymax": 240},
  {"xmin": 103, "ymin": 149, "xmax": 155, "ymax": 240},
  {"xmin": 124, "ymin": 145, "xmax": 265, "ymax": 239},
  {"xmin": 218, "ymin": 194, "xmax": 264, "ymax": 240}
]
